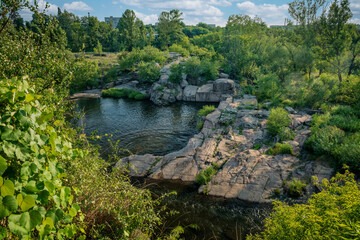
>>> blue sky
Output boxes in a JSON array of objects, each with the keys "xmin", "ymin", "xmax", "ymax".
[{"xmin": 23, "ymin": 0, "xmax": 360, "ymax": 26}]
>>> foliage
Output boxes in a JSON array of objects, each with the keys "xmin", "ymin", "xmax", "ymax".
[
  {"xmin": 198, "ymin": 105, "xmax": 215, "ymax": 117},
  {"xmin": 197, "ymin": 120, "xmax": 204, "ymax": 131},
  {"xmin": 286, "ymin": 179, "xmax": 306, "ymax": 197},
  {"xmin": 157, "ymin": 9, "xmax": 185, "ymax": 49},
  {"xmin": 69, "ymin": 59, "xmax": 99, "ymax": 93},
  {"xmin": 184, "ymin": 57, "xmax": 219, "ymax": 84},
  {"xmin": 253, "ymin": 144, "xmax": 262, "ymax": 150},
  {"xmin": 195, "ymin": 164, "xmax": 219, "ymax": 185},
  {"xmin": 266, "ymin": 143, "xmax": 294, "ymax": 156},
  {"xmin": 248, "ymin": 170, "xmax": 360, "ymax": 240},
  {"xmin": 119, "ymin": 46, "xmax": 167, "ymax": 71},
  {"xmin": 138, "ymin": 62, "xmax": 161, "ymax": 83},
  {"xmin": 0, "ymin": 78, "xmax": 83, "ymax": 239},
  {"xmin": 168, "ymin": 63, "xmax": 184, "ymax": 84},
  {"xmin": 101, "ymin": 88, "xmax": 148, "ymax": 100},
  {"xmin": 169, "ymin": 43, "xmax": 190, "ymax": 57},
  {"xmin": 267, "ymin": 108, "xmax": 291, "ymax": 139}
]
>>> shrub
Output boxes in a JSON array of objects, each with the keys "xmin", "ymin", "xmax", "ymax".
[
  {"xmin": 70, "ymin": 59, "xmax": 99, "ymax": 93},
  {"xmin": 101, "ymin": 88, "xmax": 148, "ymax": 100},
  {"xmin": 307, "ymin": 125, "xmax": 345, "ymax": 156},
  {"xmin": 195, "ymin": 164, "xmax": 219, "ymax": 185},
  {"xmin": 333, "ymin": 133, "xmax": 360, "ymax": 171},
  {"xmin": 278, "ymin": 127, "xmax": 296, "ymax": 141},
  {"xmin": 184, "ymin": 56, "xmax": 201, "ymax": 82},
  {"xmin": 168, "ymin": 63, "xmax": 184, "ymax": 84},
  {"xmin": 138, "ymin": 62, "xmax": 161, "ymax": 83},
  {"xmin": 190, "ymin": 46, "xmax": 216, "ymax": 60},
  {"xmin": 253, "ymin": 144, "xmax": 262, "ymax": 150},
  {"xmin": 199, "ymin": 59, "xmax": 219, "ymax": 81},
  {"xmin": 119, "ymin": 46, "xmax": 167, "ymax": 71},
  {"xmin": 267, "ymin": 107, "xmax": 291, "ymax": 137},
  {"xmin": 287, "ymin": 179, "xmax": 306, "ymax": 198},
  {"xmin": 255, "ymin": 74, "xmax": 282, "ymax": 103},
  {"xmin": 169, "ymin": 44, "xmax": 190, "ymax": 57},
  {"xmin": 328, "ymin": 114, "xmax": 360, "ymax": 132},
  {"xmin": 248, "ymin": 170, "xmax": 360, "ymax": 240},
  {"xmin": 197, "ymin": 120, "xmax": 204, "ymax": 131},
  {"xmin": 266, "ymin": 143, "xmax": 294, "ymax": 155},
  {"xmin": 198, "ymin": 105, "xmax": 215, "ymax": 117}
]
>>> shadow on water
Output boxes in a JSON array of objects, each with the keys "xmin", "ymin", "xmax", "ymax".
[
  {"xmin": 133, "ymin": 178, "xmax": 271, "ymax": 240},
  {"xmin": 76, "ymin": 98, "xmax": 271, "ymax": 239}
]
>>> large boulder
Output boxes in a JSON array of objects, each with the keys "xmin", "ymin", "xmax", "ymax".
[
  {"xmin": 183, "ymin": 85, "xmax": 198, "ymax": 101},
  {"xmin": 195, "ymin": 84, "xmax": 222, "ymax": 102},
  {"xmin": 214, "ymin": 79, "xmax": 235, "ymax": 94}
]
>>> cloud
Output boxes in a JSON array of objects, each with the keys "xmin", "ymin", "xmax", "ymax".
[
  {"xmin": 20, "ymin": 0, "xmax": 59, "ymax": 21},
  {"xmin": 350, "ymin": 0, "xmax": 360, "ymax": 19},
  {"xmin": 63, "ymin": 1, "xmax": 93, "ymax": 12},
  {"xmin": 236, "ymin": 1, "xmax": 289, "ymax": 25},
  {"xmin": 134, "ymin": 11, "xmax": 158, "ymax": 25}
]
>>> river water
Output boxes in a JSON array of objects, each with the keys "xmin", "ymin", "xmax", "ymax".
[{"xmin": 76, "ymin": 98, "xmax": 270, "ymax": 239}]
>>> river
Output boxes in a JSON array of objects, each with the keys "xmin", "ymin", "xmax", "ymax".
[{"xmin": 76, "ymin": 98, "xmax": 270, "ymax": 239}]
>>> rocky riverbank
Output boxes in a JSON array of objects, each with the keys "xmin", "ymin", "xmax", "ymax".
[{"xmin": 116, "ymin": 95, "xmax": 333, "ymax": 203}]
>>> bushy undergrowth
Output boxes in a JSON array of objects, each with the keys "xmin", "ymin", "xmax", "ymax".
[
  {"xmin": 119, "ymin": 46, "xmax": 167, "ymax": 71},
  {"xmin": 70, "ymin": 59, "xmax": 99, "ymax": 93},
  {"xmin": 286, "ymin": 179, "xmax": 306, "ymax": 198},
  {"xmin": 169, "ymin": 44, "xmax": 190, "ymax": 57},
  {"xmin": 198, "ymin": 105, "xmax": 215, "ymax": 117},
  {"xmin": 267, "ymin": 107, "xmax": 294, "ymax": 141},
  {"xmin": 184, "ymin": 57, "xmax": 219, "ymax": 84},
  {"xmin": 248, "ymin": 170, "xmax": 360, "ymax": 239},
  {"xmin": 195, "ymin": 164, "xmax": 219, "ymax": 185},
  {"xmin": 138, "ymin": 62, "xmax": 161, "ymax": 83},
  {"xmin": 169, "ymin": 63, "xmax": 184, "ymax": 84},
  {"xmin": 102, "ymin": 88, "xmax": 148, "ymax": 100},
  {"xmin": 266, "ymin": 143, "xmax": 294, "ymax": 155},
  {"xmin": 307, "ymin": 105, "xmax": 360, "ymax": 172}
]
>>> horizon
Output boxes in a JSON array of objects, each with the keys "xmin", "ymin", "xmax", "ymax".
[{"xmin": 21, "ymin": 0, "xmax": 360, "ymax": 27}]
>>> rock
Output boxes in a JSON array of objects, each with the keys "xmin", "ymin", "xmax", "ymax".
[
  {"xmin": 180, "ymin": 79, "xmax": 188, "ymax": 88},
  {"xmin": 183, "ymin": 85, "xmax": 198, "ymax": 101},
  {"xmin": 196, "ymin": 84, "xmax": 222, "ymax": 102},
  {"xmin": 159, "ymin": 75, "xmax": 169, "ymax": 83},
  {"xmin": 213, "ymin": 79, "xmax": 235, "ymax": 94},
  {"xmin": 104, "ymin": 82, "xmax": 115, "ymax": 89},
  {"xmin": 285, "ymin": 106, "xmax": 296, "ymax": 113},
  {"xmin": 219, "ymin": 73, "xmax": 229, "ymax": 78},
  {"xmin": 116, "ymin": 154, "xmax": 161, "ymax": 177},
  {"xmin": 263, "ymin": 102, "xmax": 272, "ymax": 109},
  {"xmin": 149, "ymin": 83, "xmax": 178, "ymax": 105},
  {"xmin": 239, "ymin": 116, "xmax": 258, "ymax": 129}
]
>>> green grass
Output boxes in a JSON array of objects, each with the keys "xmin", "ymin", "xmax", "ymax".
[
  {"xmin": 197, "ymin": 120, "xmax": 204, "ymax": 131},
  {"xmin": 195, "ymin": 163, "xmax": 219, "ymax": 185},
  {"xmin": 198, "ymin": 105, "xmax": 215, "ymax": 117},
  {"xmin": 101, "ymin": 88, "xmax": 148, "ymax": 100},
  {"xmin": 266, "ymin": 143, "xmax": 294, "ymax": 155},
  {"xmin": 253, "ymin": 143, "xmax": 262, "ymax": 150}
]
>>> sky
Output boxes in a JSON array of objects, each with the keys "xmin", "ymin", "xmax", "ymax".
[{"xmin": 22, "ymin": 0, "xmax": 360, "ymax": 27}]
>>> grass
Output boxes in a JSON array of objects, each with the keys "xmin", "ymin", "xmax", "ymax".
[
  {"xmin": 253, "ymin": 143, "xmax": 262, "ymax": 150},
  {"xmin": 266, "ymin": 143, "xmax": 294, "ymax": 155},
  {"xmin": 197, "ymin": 120, "xmax": 204, "ymax": 131},
  {"xmin": 195, "ymin": 163, "xmax": 219, "ymax": 185},
  {"xmin": 102, "ymin": 88, "xmax": 148, "ymax": 100},
  {"xmin": 198, "ymin": 105, "xmax": 215, "ymax": 117}
]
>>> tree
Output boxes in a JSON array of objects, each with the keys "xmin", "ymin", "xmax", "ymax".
[
  {"xmin": 117, "ymin": 9, "xmax": 144, "ymax": 51},
  {"xmin": 318, "ymin": 0, "xmax": 353, "ymax": 82},
  {"xmin": 157, "ymin": 9, "xmax": 184, "ymax": 48}
]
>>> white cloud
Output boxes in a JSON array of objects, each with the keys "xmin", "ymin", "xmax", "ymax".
[
  {"xmin": 63, "ymin": 1, "xmax": 93, "ymax": 12},
  {"xmin": 350, "ymin": 0, "xmax": 360, "ymax": 19},
  {"xmin": 20, "ymin": 0, "xmax": 59, "ymax": 21},
  {"xmin": 236, "ymin": 1, "xmax": 289, "ymax": 25},
  {"xmin": 134, "ymin": 11, "xmax": 158, "ymax": 25}
]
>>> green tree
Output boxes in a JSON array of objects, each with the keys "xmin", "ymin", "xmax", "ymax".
[
  {"xmin": 157, "ymin": 9, "xmax": 184, "ymax": 48},
  {"xmin": 117, "ymin": 9, "xmax": 144, "ymax": 51}
]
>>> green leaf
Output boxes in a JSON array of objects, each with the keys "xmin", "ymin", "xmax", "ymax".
[
  {"xmin": 3, "ymin": 195, "xmax": 18, "ymax": 211},
  {"xmin": 0, "ymin": 204, "xmax": 10, "ymax": 219},
  {"xmin": 69, "ymin": 207, "xmax": 77, "ymax": 218},
  {"xmin": 19, "ymin": 212, "xmax": 31, "ymax": 232},
  {"xmin": 44, "ymin": 181, "xmax": 54, "ymax": 193},
  {"xmin": 25, "ymin": 181, "xmax": 38, "ymax": 193},
  {"xmin": 25, "ymin": 94, "xmax": 34, "ymax": 103},
  {"xmin": 8, "ymin": 214, "xmax": 28, "ymax": 236},
  {"xmin": 38, "ymin": 190, "xmax": 49, "ymax": 204},
  {"xmin": 1, "ymin": 179, "xmax": 14, "ymax": 197},
  {"xmin": 43, "ymin": 217, "xmax": 54, "ymax": 230},
  {"xmin": 2, "ymin": 141, "xmax": 16, "ymax": 158},
  {"xmin": 0, "ymin": 156, "xmax": 7, "ymax": 176},
  {"xmin": 19, "ymin": 195, "xmax": 35, "ymax": 212},
  {"xmin": 0, "ymin": 226, "xmax": 7, "ymax": 239},
  {"xmin": 29, "ymin": 210, "xmax": 42, "ymax": 230}
]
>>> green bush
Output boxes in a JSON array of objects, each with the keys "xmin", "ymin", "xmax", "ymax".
[
  {"xmin": 328, "ymin": 114, "xmax": 360, "ymax": 132},
  {"xmin": 119, "ymin": 46, "xmax": 167, "ymax": 71},
  {"xmin": 199, "ymin": 59, "xmax": 219, "ymax": 81},
  {"xmin": 138, "ymin": 62, "xmax": 161, "ymax": 83},
  {"xmin": 168, "ymin": 63, "xmax": 184, "ymax": 84},
  {"xmin": 287, "ymin": 179, "xmax": 306, "ymax": 198},
  {"xmin": 307, "ymin": 125, "xmax": 345, "ymax": 156},
  {"xmin": 198, "ymin": 105, "xmax": 215, "ymax": 117},
  {"xmin": 184, "ymin": 56, "xmax": 201, "ymax": 82},
  {"xmin": 253, "ymin": 144, "xmax": 262, "ymax": 150},
  {"xmin": 195, "ymin": 164, "xmax": 219, "ymax": 185},
  {"xmin": 197, "ymin": 120, "xmax": 204, "ymax": 131},
  {"xmin": 333, "ymin": 133, "xmax": 360, "ymax": 171},
  {"xmin": 101, "ymin": 88, "xmax": 148, "ymax": 100},
  {"xmin": 278, "ymin": 127, "xmax": 296, "ymax": 141},
  {"xmin": 184, "ymin": 57, "xmax": 219, "ymax": 84},
  {"xmin": 266, "ymin": 143, "xmax": 294, "ymax": 155},
  {"xmin": 255, "ymin": 74, "xmax": 282, "ymax": 103},
  {"xmin": 248, "ymin": 170, "xmax": 360, "ymax": 240},
  {"xmin": 267, "ymin": 107, "xmax": 291, "ymax": 138},
  {"xmin": 70, "ymin": 59, "xmax": 99, "ymax": 93},
  {"xmin": 169, "ymin": 44, "xmax": 190, "ymax": 57}
]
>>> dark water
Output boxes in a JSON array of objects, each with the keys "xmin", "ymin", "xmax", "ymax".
[
  {"xmin": 76, "ymin": 98, "xmax": 209, "ymax": 156},
  {"xmin": 76, "ymin": 98, "xmax": 270, "ymax": 239}
]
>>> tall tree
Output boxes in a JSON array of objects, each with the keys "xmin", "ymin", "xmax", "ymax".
[
  {"xmin": 318, "ymin": 0, "xmax": 353, "ymax": 82},
  {"xmin": 157, "ymin": 9, "xmax": 184, "ymax": 48},
  {"xmin": 117, "ymin": 9, "xmax": 144, "ymax": 51}
]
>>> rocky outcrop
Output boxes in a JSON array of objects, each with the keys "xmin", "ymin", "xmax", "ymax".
[{"xmin": 117, "ymin": 95, "xmax": 333, "ymax": 203}]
